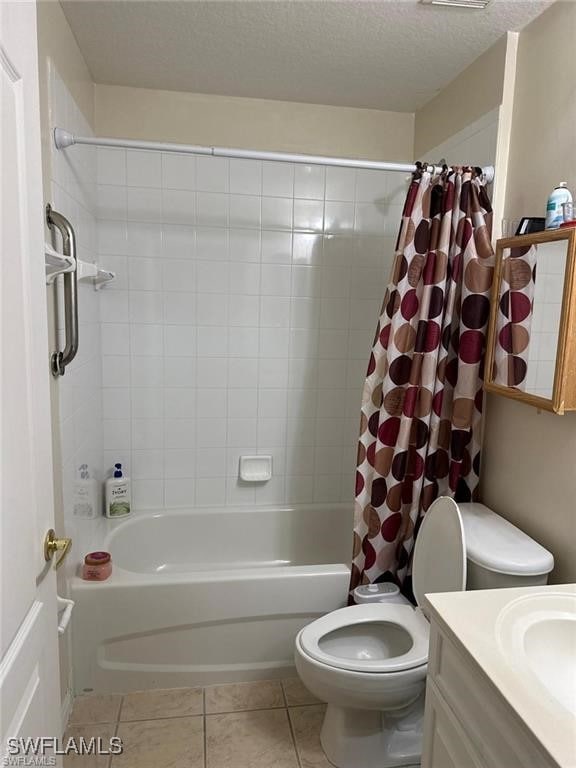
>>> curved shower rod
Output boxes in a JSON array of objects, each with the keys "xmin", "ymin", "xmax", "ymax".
[{"xmin": 54, "ymin": 127, "xmax": 495, "ymax": 184}]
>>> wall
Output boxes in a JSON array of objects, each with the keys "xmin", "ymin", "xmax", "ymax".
[
  {"xmin": 97, "ymin": 149, "xmax": 407, "ymax": 509},
  {"xmin": 414, "ymin": 34, "xmax": 508, "ymax": 160},
  {"xmin": 480, "ymin": 0, "xmax": 576, "ymax": 584},
  {"xmin": 421, "ymin": 108, "xmax": 499, "ymax": 172},
  {"xmin": 95, "ymin": 84, "xmax": 414, "ymax": 162},
  {"xmin": 36, "ymin": 0, "xmax": 99, "ymax": 717}
]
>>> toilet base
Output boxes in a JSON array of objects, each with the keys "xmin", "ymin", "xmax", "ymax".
[{"xmin": 320, "ymin": 693, "xmax": 424, "ymax": 768}]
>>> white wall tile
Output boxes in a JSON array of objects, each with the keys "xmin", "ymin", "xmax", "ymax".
[
  {"xmin": 229, "ymin": 229, "xmax": 260, "ymax": 263},
  {"xmin": 162, "ymin": 190, "xmax": 196, "ymax": 226},
  {"xmin": 228, "ymin": 358, "xmax": 258, "ymax": 388},
  {"xmin": 164, "ymin": 418, "xmax": 196, "ymax": 449},
  {"xmin": 228, "ymin": 295, "xmax": 259, "ymax": 327},
  {"xmin": 130, "ymin": 291, "xmax": 163, "ymax": 324},
  {"xmin": 197, "ymin": 261, "xmax": 229, "ymax": 294},
  {"xmin": 127, "ymin": 150, "xmax": 162, "ymax": 188},
  {"xmin": 292, "ymin": 233, "xmax": 322, "ymax": 265},
  {"xmin": 164, "ymin": 293, "xmax": 196, "ymax": 325},
  {"xmin": 196, "ymin": 156, "xmax": 229, "ymax": 193},
  {"xmin": 165, "ymin": 478, "xmax": 196, "ymax": 508},
  {"xmin": 196, "ymin": 357, "xmax": 228, "ymax": 388},
  {"xmin": 261, "ymin": 264, "xmax": 291, "ymax": 296},
  {"xmin": 130, "ymin": 356, "xmax": 163, "ymax": 388},
  {"xmin": 128, "ymin": 257, "xmax": 163, "ymax": 291},
  {"xmin": 96, "ymin": 148, "xmax": 405, "ymax": 511},
  {"xmin": 261, "ymin": 231, "xmax": 292, "ymax": 264},
  {"xmin": 197, "ymin": 326, "xmax": 228, "ymax": 357},
  {"xmin": 230, "ymin": 159, "xmax": 262, "ymax": 195},
  {"xmin": 96, "ymin": 185, "xmax": 127, "ymax": 220},
  {"xmin": 228, "ymin": 389, "xmax": 257, "ymax": 418},
  {"xmin": 197, "ymin": 418, "xmax": 227, "ymax": 447},
  {"xmin": 163, "ymin": 259, "xmax": 196, "ymax": 292},
  {"xmin": 101, "ymin": 323, "xmax": 130, "ymax": 355},
  {"xmin": 229, "ymin": 195, "xmax": 261, "ymax": 228},
  {"xmin": 163, "ymin": 224, "xmax": 196, "ymax": 259},
  {"xmin": 226, "ymin": 418, "xmax": 257, "ymax": 447},
  {"xmin": 294, "ymin": 199, "xmax": 324, "ymax": 232},
  {"xmin": 197, "ymin": 448, "xmax": 227, "ymax": 478},
  {"xmin": 127, "ymin": 188, "xmax": 162, "ymax": 222},
  {"xmin": 162, "ymin": 153, "xmax": 196, "ymax": 191},
  {"xmin": 102, "ymin": 356, "xmax": 130, "ymax": 387},
  {"xmin": 164, "ymin": 388, "xmax": 196, "ymax": 419},
  {"xmin": 197, "ymin": 293, "xmax": 229, "ymax": 326},
  {"xmin": 127, "ymin": 221, "xmax": 162, "ymax": 257},
  {"xmin": 97, "ymin": 147, "xmax": 126, "ymax": 186},
  {"xmin": 228, "ymin": 327, "xmax": 259, "ymax": 358},
  {"xmin": 129, "ymin": 324, "xmax": 163, "ymax": 356},
  {"xmin": 325, "ymin": 167, "xmax": 356, "ymax": 202},
  {"xmin": 262, "ymin": 162, "xmax": 294, "ymax": 197},
  {"xmin": 294, "ymin": 164, "xmax": 325, "ymax": 200},
  {"xmin": 196, "ymin": 228, "xmax": 228, "ymax": 261},
  {"xmin": 262, "ymin": 197, "xmax": 293, "ymax": 230},
  {"xmin": 196, "ymin": 192, "xmax": 228, "ymax": 227},
  {"xmin": 164, "ymin": 357, "xmax": 196, "ymax": 388},
  {"xmin": 197, "ymin": 388, "xmax": 227, "ymax": 418},
  {"xmin": 260, "ymin": 296, "xmax": 290, "ymax": 327}
]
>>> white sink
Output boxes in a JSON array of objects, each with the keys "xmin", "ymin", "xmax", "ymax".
[{"xmin": 496, "ymin": 592, "xmax": 576, "ymax": 715}]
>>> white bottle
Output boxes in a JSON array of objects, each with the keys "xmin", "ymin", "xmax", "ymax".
[
  {"xmin": 105, "ymin": 463, "xmax": 131, "ymax": 518},
  {"xmin": 546, "ymin": 181, "xmax": 572, "ymax": 229},
  {"xmin": 73, "ymin": 464, "xmax": 99, "ymax": 518}
]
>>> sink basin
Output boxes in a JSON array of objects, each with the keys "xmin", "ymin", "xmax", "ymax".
[{"xmin": 496, "ymin": 592, "xmax": 576, "ymax": 715}]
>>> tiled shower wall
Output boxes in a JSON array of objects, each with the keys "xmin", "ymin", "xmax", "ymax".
[
  {"xmin": 97, "ymin": 150, "xmax": 407, "ymax": 509},
  {"xmin": 48, "ymin": 64, "xmax": 105, "ymax": 554}
]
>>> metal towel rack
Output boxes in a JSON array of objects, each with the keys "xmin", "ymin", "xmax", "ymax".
[{"xmin": 46, "ymin": 204, "xmax": 79, "ymax": 377}]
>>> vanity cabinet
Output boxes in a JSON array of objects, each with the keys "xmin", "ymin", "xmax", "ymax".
[
  {"xmin": 422, "ymin": 618, "xmax": 558, "ymax": 768},
  {"xmin": 484, "ymin": 228, "xmax": 576, "ymax": 413}
]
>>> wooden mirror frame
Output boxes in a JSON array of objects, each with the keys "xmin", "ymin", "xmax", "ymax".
[{"xmin": 484, "ymin": 227, "xmax": 576, "ymax": 414}]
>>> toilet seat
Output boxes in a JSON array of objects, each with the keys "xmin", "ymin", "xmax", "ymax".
[{"xmin": 298, "ymin": 603, "xmax": 429, "ymax": 674}]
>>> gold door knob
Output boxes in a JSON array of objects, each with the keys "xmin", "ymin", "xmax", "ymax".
[{"xmin": 44, "ymin": 529, "xmax": 72, "ymax": 570}]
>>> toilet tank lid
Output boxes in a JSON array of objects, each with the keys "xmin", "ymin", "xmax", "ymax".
[{"xmin": 458, "ymin": 503, "xmax": 554, "ymax": 576}]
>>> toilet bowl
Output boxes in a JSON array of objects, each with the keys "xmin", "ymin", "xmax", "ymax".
[{"xmin": 294, "ymin": 497, "xmax": 554, "ymax": 768}]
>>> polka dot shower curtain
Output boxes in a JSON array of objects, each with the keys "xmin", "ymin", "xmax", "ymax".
[{"xmin": 350, "ymin": 166, "xmax": 495, "ymax": 598}]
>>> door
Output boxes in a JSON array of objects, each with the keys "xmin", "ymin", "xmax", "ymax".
[{"xmin": 1, "ymin": 0, "xmax": 63, "ymax": 762}]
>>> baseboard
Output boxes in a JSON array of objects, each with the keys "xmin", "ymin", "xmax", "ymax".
[{"xmin": 61, "ymin": 688, "xmax": 73, "ymax": 733}]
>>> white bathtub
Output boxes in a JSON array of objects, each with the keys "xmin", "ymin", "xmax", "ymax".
[{"xmin": 71, "ymin": 504, "xmax": 352, "ymax": 693}]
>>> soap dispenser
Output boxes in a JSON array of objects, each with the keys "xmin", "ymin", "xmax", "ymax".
[{"xmin": 105, "ymin": 463, "xmax": 131, "ymax": 518}]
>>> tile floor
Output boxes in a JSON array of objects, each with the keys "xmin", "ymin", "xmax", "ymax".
[{"xmin": 65, "ymin": 678, "xmax": 332, "ymax": 767}]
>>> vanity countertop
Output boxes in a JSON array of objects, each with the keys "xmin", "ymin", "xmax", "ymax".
[{"xmin": 425, "ymin": 583, "xmax": 576, "ymax": 768}]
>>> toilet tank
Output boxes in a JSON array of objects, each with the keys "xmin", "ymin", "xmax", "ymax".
[{"xmin": 458, "ymin": 503, "xmax": 554, "ymax": 590}]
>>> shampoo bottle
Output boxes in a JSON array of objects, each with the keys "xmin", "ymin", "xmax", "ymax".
[
  {"xmin": 73, "ymin": 464, "xmax": 99, "ymax": 518},
  {"xmin": 546, "ymin": 182, "xmax": 573, "ymax": 229},
  {"xmin": 105, "ymin": 463, "xmax": 131, "ymax": 518}
]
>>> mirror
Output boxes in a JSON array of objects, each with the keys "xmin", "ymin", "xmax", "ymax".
[{"xmin": 485, "ymin": 228, "xmax": 576, "ymax": 414}]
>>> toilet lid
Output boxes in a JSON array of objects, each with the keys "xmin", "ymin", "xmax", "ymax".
[
  {"xmin": 298, "ymin": 603, "xmax": 430, "ymax": 673},
  {"xmin": 412, "ymin": 496, "xmax": 466, "ymax": 614}
]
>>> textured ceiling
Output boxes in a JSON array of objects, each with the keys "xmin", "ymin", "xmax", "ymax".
[{"xmin": 60, "ymin": 0, "xmax": 551, "ymax": 112}]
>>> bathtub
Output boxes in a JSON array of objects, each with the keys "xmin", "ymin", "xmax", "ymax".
[{"xmin": 71, "ymin": 504, "xmax": 353, "ymax": 693}]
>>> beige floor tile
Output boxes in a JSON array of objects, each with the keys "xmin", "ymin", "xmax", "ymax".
[
  {"xmin": 63, "ymin": 723, "xmax": 116, "ymax": 768},
  {"xmin": 282, "ymin": 677, "xmax": 321, "ymax": 706},
  {"xmin": 205, "ymin": 680, "xmax": 284, "ymax": 713},
  {"xmin": 120, "ymin": 687, "xmax": 203, "ymax": 721},
  {"xmin": 69, "ymin": 694, "xmax": 122, "ymax": 725},
  {"xmin": 289, "ymin": 705, "xmax": 332, "ymax": 768},
  {"xmin": 206, "ymin": 709, "xmax": 299, "ymax": 768},
  {"xmin": 112, "ymin": 716, "xmax": 203, "ymax": 768}
]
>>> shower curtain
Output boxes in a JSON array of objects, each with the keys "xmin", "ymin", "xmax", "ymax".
[{"xmin": 350, "ymin": 166, "xmax": 494, "ymax": 598}]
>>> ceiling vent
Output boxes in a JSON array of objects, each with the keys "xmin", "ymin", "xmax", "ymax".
[{"xmin": 420, "ymin": 0, "xmax": 492, "ymax": 8}]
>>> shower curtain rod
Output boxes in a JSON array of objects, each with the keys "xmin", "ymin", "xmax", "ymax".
[{"xmin": 53, "ymin": 127, "xmax": 495, "ymax": 183}]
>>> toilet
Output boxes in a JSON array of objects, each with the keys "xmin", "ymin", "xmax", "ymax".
[{"xmin": 294, "ymin": 498, "xmax": 554, "ymax": 768}]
